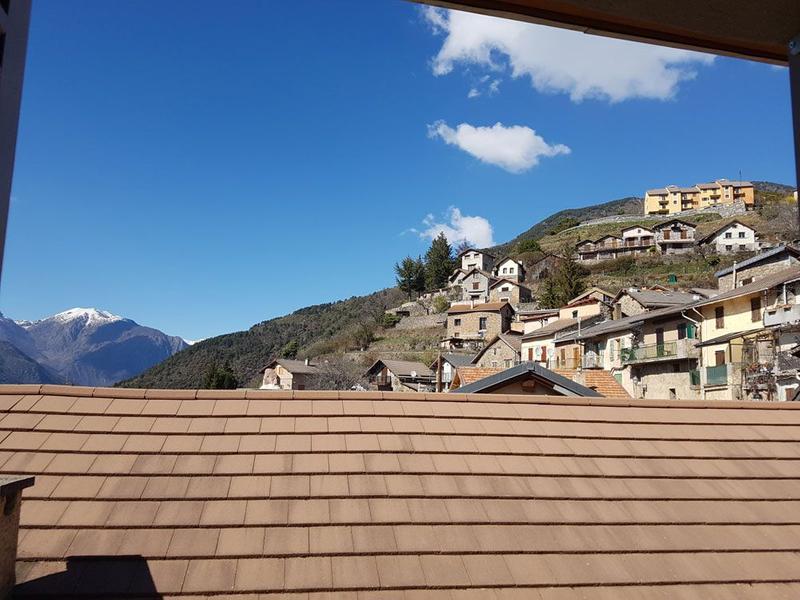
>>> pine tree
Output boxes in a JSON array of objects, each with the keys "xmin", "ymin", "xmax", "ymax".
[
  {"xmin": 395, "ymin": 256, "xmax": 425, "ymax": 299},
  {"xmin": 537, "ymin": 245, "xmax": 587, "ymax": 308},
  {"xmin": 424, "ymin": 232, "xmax": 455, "ymax": 291}
]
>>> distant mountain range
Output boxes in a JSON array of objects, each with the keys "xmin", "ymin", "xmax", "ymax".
[{"xmin": 0, "ymin": 308, "xmax": 188, "ymax": 386}]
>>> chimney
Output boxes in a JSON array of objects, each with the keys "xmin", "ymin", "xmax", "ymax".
[{"xmin": 0, "ymin": 476, "xmax": 35, "ymax": 597}]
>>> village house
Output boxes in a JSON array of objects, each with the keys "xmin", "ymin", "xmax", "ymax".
[
  {"xmin": 453, "ymin": 362, "xmax": 602, "ymax": 396},
  {"xmin": 613, "ymin": 287, "xmax": 703, "ymax": 318},
  {"xmin": 517, "ymin": 306, "xmax": 559, "ymax": 330},
  {"xmin": 456, "ymin": 267, "xmax": 494, "ymax": 303},
  {"xmin": 488, "ymin": 278, "xmax": 533, "ymax": 305},
  {"xmin": 575, "ymin": 235, "xmax": 623, "ymax": 263},
  {"xmin": 429, "ymin": 352, "xmax": 474, "ymax": 392},
  {"xmin": 644, "ymin": 179, "xmax": 755, "ymax": 215},
  {"xmin": 652, "ymin": 219, "xmax": 697, "ymax": 255},
  {"xmin": 692, "ymin": 266, "xmax": 800, "ymax": 401},
  {"xmin": 364, "ymin": 359, "xmax": 435, "ymax": 392},
  {"xmin": 714, "ymin": 244, "xmax": 800, "ymax": 291},
  {"xmin": 620, "ymin": 225, "xmax": 655, "ymax": 254},
  {"xmin": 697, "ymin": 220, "xmax": 760, "ymax": 254},
  {"xmin": 442, "ymin": 301, "xmax": 515, "ymax": 351},
  {"xmin": 491, "ymin": 256, "xmax": 525, "ymax": 281},
  {"xmin": 260, "ymin": 358, "xmax": 319, "ymax": 390},
  {"xmin": 458, "ymin": 248, "xmax": 495, "ymax": 272},
  {"xmin": 470, "ymin": 332, "xmax": 522, "ymax": 369}
]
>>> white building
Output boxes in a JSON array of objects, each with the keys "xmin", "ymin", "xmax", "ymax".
[
  {"xmin": 459, "ymin": 249, "xmax": 495, "ymax": 272},
  {"xmin": 697, "ymin": 220, "xmax": 759, "ymax": 254}
]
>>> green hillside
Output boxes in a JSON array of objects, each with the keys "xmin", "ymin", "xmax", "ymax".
[{"xmin": 118, "ymin": 288, "xmax": 405, "ymax": 389}]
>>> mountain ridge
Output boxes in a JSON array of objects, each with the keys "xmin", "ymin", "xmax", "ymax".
[{"xmin": 0, "ymin": 308, "xmax": 189, "ymax": 386}]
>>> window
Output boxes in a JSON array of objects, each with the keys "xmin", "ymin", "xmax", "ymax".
[
  {"xmin": 740, "ymin": 277, "xmax": 753, "ymax": 286},
  {"xmin": 571, "ymin": 310, "xmax": 578, "ymax": 318},
  {"xmin": 454, "ymin": 318, "xmax": 461, "ymax": 326},
  {"xmin": 501, "ymin": 286, "xmax": 510, "ymax": 291},
  {"xmin": 479, "ymin": 317, "xmax": 487, "ymax": 330},
  {"xmin": 527, "ymin": 348, "xmax": 533, "ymax": 360},
  {"xmin": 472, "ymin": 282, "xmax": 480, "ymax": 290},
  {"xmin": 739, "ymin": 244, "xmax": 745, "ymax": 250},
  {"xmin": 715, "ymin": 349, "xmax": 726, "ymax": 366},
  {"xmin": 669, "ymin": 388, "xmax": 677, "ymax": 400},
  {"xmin": 750, "ymin": 297, "xmax": 761, "ymax": 322},
  {"xmin": 504, "ymin": 359, "xmax": 512, "ymax": 368},
  {"xmin": 725, "ymin": 245, "xmax": 733, "ymax": 251},
  {"xmin": 715, "ymin": 307, "xmax": 724, "ymax": 328},
  {"xmin": 738, "ymin": 231, "xmax": 745, "ymax": 238},
  {"xmin": 491, "ymin": 361, "xmax": 497, "ymax": 367},
  {"xmin": 724, "ymin": 232, "xmax": 732, "ymax": 239},
  {"xmin": 677, "ymin": 323, "xmax": 687, "ymax": 339}
]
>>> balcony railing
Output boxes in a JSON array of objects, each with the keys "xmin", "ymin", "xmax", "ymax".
[
  {"xmin": 689, "ymin": 369, "xmax": 701, "ymax": 387},
  {"xmin": 705, "ymin": 364, "xmax": 729, "ymax": 386},
  {"xmin": 621, "ymin": 342, "xmax": 677, "ymax": 364},
  {"xmin": 582, "ymin": 352, "xmax": 605, "ymax": 369}
]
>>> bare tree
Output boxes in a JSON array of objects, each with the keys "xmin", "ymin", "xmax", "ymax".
[{"xmin": 306, "ymin": 356, "xmax": 367, "ymax": 390}]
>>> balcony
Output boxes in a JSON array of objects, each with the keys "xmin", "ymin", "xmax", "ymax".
[
  {"xmin": 582, "ymin": 352, "xmax": 605, "ymax": 369},
  {"xmin": 705, "ymin": 364, "xmax": 728, "ymax": 387},
  {"xmin": 764, "ymin": 304, "xmax": 800, "ymax": 327},
  {"xmin": 621, "ymin": 339, "xmax": 698, "ymax": 364}
]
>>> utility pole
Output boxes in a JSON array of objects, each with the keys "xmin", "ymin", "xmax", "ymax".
[{"xmin": 436, "ymin": 348, "xmax": 443, "ymax": 393}]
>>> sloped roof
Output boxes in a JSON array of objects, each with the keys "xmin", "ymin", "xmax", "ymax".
[
  {"xmin": 714, "ymin": 245, "xmax": 800, "ymax": 277},
  {"xmin": 263, "ymin": 358, "xmax": 319, "ymax": 374},
  {"xmin": 433, "ymin": 352, "xmax": 474, "ymax": 369},
  {"xmin": 455, "ymin": 362, "xmax": 602, "ymax": 396},
  {"xmin": 695, "ymin": 265, "xmax": 800, "ymax": 307},
  {"xmin": 621, "ymin": 289, "xmax": 700, "ymax": 308},
  {"xmin": 554, "ymin": 369, "xmax": 632, "ymax": 399},
  {"xmin": 520, "ymin": 317, "xmax": 578, "ymax": 340},
  {"xmin": 451, "ymin": 365, "xmax": 504, "ymax": 388},
  {"xmin": 558, "ymin": 303, "xmax": 697, "ymax": 343},
  {"xmin": 469, "ymin": 333, "xmax": 523, "ymax": 364},
  {"xmin": 653, "ymin": 218, "xmax": 697, "ymax": 230},
  {"xmin": 7, "ymin": 383, "xmax": 800, "ymax": 596},
  {"xmin": 447, "ymin": 302, "xmax": 513, "ymax": 315},
  {"xmin": 366, "ymin": 359, "xmax": 434, "ymax": 379},
  {"xmin": 696, "ymin": 219, "xmax": 757, "ymax": 245}
]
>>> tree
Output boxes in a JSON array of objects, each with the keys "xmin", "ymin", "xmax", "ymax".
[
  {"xmin": 425, "ymin": 232, "xmax": 456, "ymax": 291},
  {"xmin": 280, "ymin": 340, "xmax": 299, "ymax": 359},
  {"xmin": 432, "ymin": 295, "xmax": 450, "ymax": 314},
  {"xmin": 537, "ymin": 244, "xmax": 588, "ymax": 308},
  {"xmin": 306, "ymin": 356, "xmax": 367, "ymax": 390},
  {"xmin": 515, "ymin": 238, "xmax": 541, "ymax": 255},
  {"xmin": 203, "ymin": 361, "xmax": 238, "ymax": 389},
  {"xmin": 394, "ymin": 256, "xmax": 425, "ymax": 300},
  {"xmin": 454, "ymin": 240, "xmax": 473, "ymax": 256}
]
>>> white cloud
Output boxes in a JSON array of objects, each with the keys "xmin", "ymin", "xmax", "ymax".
[
  {"xmin": 467, "ymin": 87, "xmax": 480, "ymax": 98},
  {"xmin": 422, "ymin": 6, "xmax": 714, "ymax": 102},
  {"xmin": 428, "ymin": 120, "xmax": 570, "ymax": 173},
  {"xmin": 418, "ymin": 207, "xmax": 495, "ymax": 248}
]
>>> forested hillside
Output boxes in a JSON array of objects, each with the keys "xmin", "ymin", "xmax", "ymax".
[{"xmin": 118, "ymin": 288, "xmax": 404, "ymax": 388}]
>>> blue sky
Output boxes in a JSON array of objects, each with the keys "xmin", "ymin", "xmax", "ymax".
[{"xmin": 2, "ymin": 0, "xmax": 795, "ymax": 340}]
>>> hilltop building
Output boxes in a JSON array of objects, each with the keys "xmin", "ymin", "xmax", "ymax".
[
  {"xmin": 697, "ymin": 220, "xmax": 760, "ymax": 254},
  {"xmin": 644, "ymin": 179, "xmax": 755, "ymax": 215},
  {"xmin": 261, "ymin": 358, "xmax": 319, "ymax": 390}
]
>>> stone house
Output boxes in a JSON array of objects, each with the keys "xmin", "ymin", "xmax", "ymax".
[
  {"xmin": 459, "ymin": 248, "xmax": 495, "ymax": 272},
  {"xmin": 491, "ymin": 257, "xmax": 526, "ymax": 282},
  {"xmin": 471, "ymin": 332, "xmax": 522, "ymax": 369},
  {"xmin": 525, "ymin": 254, "xmax": 560, "ymax": 281},
  {"xmin": 458, "ymin": 268, "xmax": 494, "ymax": 303},
  {"xmin": 715, "ymin": 245, "xmax": 800, "ymax": 291},
  {"xmin": 613, "ymin": 288, "xmax": 703, "ymax": 318},
  {"xmin": 488, "ymin": 279, "xmax": 533, "ymax": 305},
  {"xmin": 652, "ymin": 219, "xmax": 696, "ymax": 255},
  {"xmin": 443, "ymin": 302, "xmax": 515, "ymax": 351},
  {"xmin": 364, "ymin": 359, "xmax": 435, "ymax": 392},
  {"xmin": 261, "ymin": 358, "xmax": 319, "ymax": 390},
  {"xmin": 697, "ymin": 220, "xmax": 759, "ymax": 254}
]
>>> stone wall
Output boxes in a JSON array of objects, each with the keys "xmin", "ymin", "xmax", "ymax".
[
  {"xmin": 718, "ymin": 254, "xmax": 799, "ymax": 291},
  {"xmin": 564, "ymin": 200, "xmax": 747, "ymax": 231},
  {"xmin": 0, "ymin": 476, "xmax": 35, "ymax": 598},
  {"xmin": 395, "ymin": 314, "xmax": 447, "ymax": 330}
]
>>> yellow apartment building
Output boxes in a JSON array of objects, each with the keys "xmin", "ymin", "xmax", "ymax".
[{"xmin": 644, "ymin": 179, "xmax": 755, "ymax": 215}]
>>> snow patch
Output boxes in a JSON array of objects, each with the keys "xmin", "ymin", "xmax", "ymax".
[{"xmin": 47, "ymin": 308, "xmax": 124, "ymax": 327}]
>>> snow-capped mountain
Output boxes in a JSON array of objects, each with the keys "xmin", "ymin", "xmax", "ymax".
[{"xmin": 0, "ymin": 308, "xmax": 189, "ymax": 386}]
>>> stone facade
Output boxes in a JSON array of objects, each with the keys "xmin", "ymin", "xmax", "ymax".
[
  {"xmin": 460, "ymin": 270, "xmax": 493, "ymax": 303},
  {"xmin": 488, "ymin": 281, "xmax": 532, "ymax": 305},
  {"xmin": 394, "ymin": 313, "xmax": 447, "ymax": 330},
  {"xmin": 473, "ymin": 337, "xmax": 520, "ymax": 369},
  {"xmin": 446, "ymin": 304, "xmax": 514, "ymax": 348},
  {"xmin": 717, "ymin": 252, "xmax": 800, "ymax": 292}
]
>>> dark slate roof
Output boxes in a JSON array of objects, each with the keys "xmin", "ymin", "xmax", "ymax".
[
  {"xmin": 714, "ymin": 245, "xmax": 800, "ymax": 277},
  {"xmin": 366, "ymin": 359, "xmax": 434, "ymax": 379},
  {"xmin": 695, "ymin": 265, "xmax": 800, "ymax": 307},
  {"xmin": 696, "ymin": 328, "xmax": 767, "ymax": 347},
  {"xmin": 262, "ymin": 358, "xmax": 319, "ymax": 374},
  {"xmin": 454, "ymin": 362, "xmax": 602, "ymax": 396}
]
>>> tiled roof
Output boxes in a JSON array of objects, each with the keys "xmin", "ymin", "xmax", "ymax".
[
  {"xmin": 447, "ymin": 302, "xmax": 512, "ymax": 315},
  {"xmin": 554, "ymin": 369, "xmax": 632, "ymax": 399},
  {"xmin": 455, "ymin": 363, "xmax": 602, "ymax": 396},
  {"xmin": 520, "ymin": 317, "xmax": 578, "ymax": 340},
  {"xmin": 626, "ymin": 289, "xmax": 700, "ymax": 307},
  {"xmin": 8, "ymin": 384, "xmax": 800, "ymax": 597},
  {"xmin": 451, "ymin": 366, "xmax": 503, "ymax": 387}
]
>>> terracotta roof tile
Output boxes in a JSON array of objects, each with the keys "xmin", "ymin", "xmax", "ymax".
[{"xmin": 7, "ymin": 384, "xmax": 800, "ymax": 596}]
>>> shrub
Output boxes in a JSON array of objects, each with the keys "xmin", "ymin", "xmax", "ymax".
[
  {"xmin": 382, "ymin": 313, "xmax": 402, "ymax": 328},
  {"xmin": 432, "ymin": 295, "xmax": 450, "ymax": 314}
]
